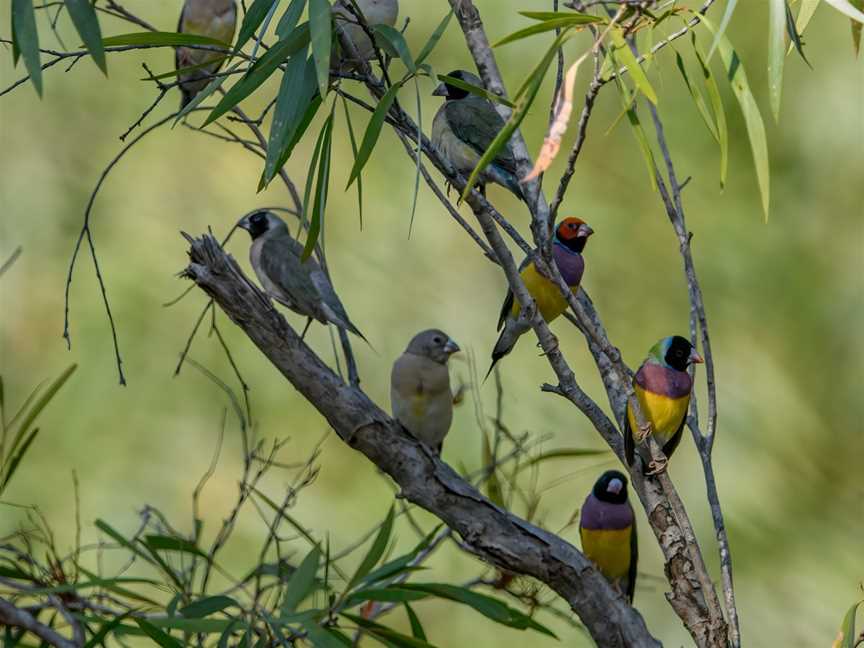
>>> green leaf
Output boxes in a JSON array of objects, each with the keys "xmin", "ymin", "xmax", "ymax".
[
  {"xmin": 11, "ymin": 0, "xmax": 42, "ymax": 96},
  {"xmin": 374, "ymin": 24, "xmax": 416, "ymax": 73},
  {"xmin": 837, "ymin": 599, "xmax": 863, "ymax": 648},
  {"xmin": 264, "ymin": 51, "xmax": 316, "ymax": 183},
  {"xmin": 302, "ymin": 109, "xmax": 335, "ymax": 261},
  {"xmin": 851, "ymin": 0, "xmax": 864, "ymax": 54},
  {"xmin": 675, "ymin": 51, "xmax": 719, "ymax": 142},
  {"xmin": 346, "ymin": 587, "xmax": 428, "ymax": 606},
  {"xmin": 180, "ymin": 595, "xmax": 238, "ymax": 618},
  {"xmin": 281, "ymin": 546, "xmax": 321, "ymax": 616},
  {"xmin": 785, "ymin": 1, "xmax": 811, "ymax": 66},
  {"xmin": 302, "ymin": 622, "xmax": 352, "ymax": 648},
  {"xmin": 173, "ymin": 61, "xmax": 237, "ymax": 126},
  {"xmin": 706, "ymin": 0, "xmax": 738, "ymax": 61},
  {"xmin": 341, "ymin": 614, "xmax": 437, "ymax": 648},
  {"xmin": 64, "ymin": 0, "xmax": 107, "ymax": 73},
  {"xmin": 415, "ymin": 9, "xmax": 453, "ymax": 66},
  {"xmin": 435, "ymin": 74, "xmax": 515, "ymax": 108},
  {"xmin": 102, "ymin": 32, "xmax": 229, "ymax": 47},
  {"xmin": 205, "ymin": 23, "xmax": 311, "ymax": 125},
  {"xmin": 134, "ymin": 619, "xmax": 182, "ymax": 648},
  {"xmin": 768, "ymin": 0, "xmax": 786, "ymax": 121},
  {"xmin": 795, "ymin": 0, "xmax": 822, "ymax": 36},
  {"xmin": 145, "ymin": 534, "xmax": 207, "ymax": 557},
  {"xmin": 824, "ymin": 0, "xmax": 864, "ymax": 24},
  {"xmin": 276, "ymin": 0, "xmax": 308, "ymax": 40},
  {"xmin": 262, "ymin": 93, "xmax": 324, "ymax": 190},
  {"xmin": 396, "ymin": 584, "xmax": 556, "ymax": 638},
  {"xmin": 346, "ymin": 82, "xmax": 402, "ymax": 188},
  {"xmin": 5, "ymin": 364, "xmax": 76, "ymax": 465},
  {"xmin": 0, "ymin": 428, "xmax": 38, "ymax": 492},
  {"xmin": 83, "ymin": 612, "xmax": 133, "ymax": 648},
  {"xmin": 341, "ymin": 97, "xmax": 364, "ymax": 228},
  {"xmin": 309, "ymin": 0, "xmax": 332, "ymax": 97},
  {"xmin": 347, "ymin": 506, "xmax": 395, "ymax": 591},
  {"xmin": 0, "ymin": 565, "xmax": 32, "ymax": 580},
  {"xmin": 609, "ymin": 28, "xmax": 657, "ymax": 104},
  {"xmin": 494, "ymin": 14, "xmax": 600, "ymax": 47},
  {"xmin": 519, "ymin": 10, "xmax": 600, "ymax": 20},
  {"xmin": 461, "ymin": 29, "xmax": 569, "ymax": 201},
  {"xmin": 147, "ymin": 57, "xmax": 228, "ymax": 80},
  {"xmin": 408, "ymin": 77, "xmax": 422, "ymax": 236},
  {"xmin": 693, "ymin": 38, "xmax": 729, "ymax": 189},
  {"xmin": 235, "ymin": 0, "xmax": 279, "ymax": 52},
  {"xmin": 700, "ymin": 15, "xmax": 771, "ymax": 220},
  {"xmin": 404, "ymin": 603, "xmax": 427, "ymax": 641}
]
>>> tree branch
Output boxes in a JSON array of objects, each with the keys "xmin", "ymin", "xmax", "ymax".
[
  {"xmin": 182, "ymin": 232, "xmax": 660, "ymax": 648},
  {"xmin": 0, "ymin": 597, "xmax": 78, "ymax": 648}
]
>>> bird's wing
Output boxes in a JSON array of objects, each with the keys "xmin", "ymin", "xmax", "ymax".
[
  {"xmin": 624, "ymin": 402, "xmax": 636, "ymax": 466},
  {"xmin": 444, "ymin": 98, "xmax": 518, "ymax": 175},
  {"xmin": 661, "ymin": 397, "xmax": 689, "ymax": 459},
  {"xmin": 626, "ymin": 517, "xmax": 638, "ymax": 603},
  {"xmin": 259, "ymin": 234, "xmax": 324, "ymax": 319},
  {"xmin": 496, "ymin": 254, "xmax": 534, "ymax": 330},
  {"xmin": 308, "ymin": 266, "xmax": 366, "ymax": 339}
]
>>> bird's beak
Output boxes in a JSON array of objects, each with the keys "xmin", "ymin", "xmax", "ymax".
[
  {"xmin": 444, "ymin": 338, "xmax": 460, "ymax": 355},
  {"xmin": 689, "ymin": 349, "xmax": 704, "ymax": 365},
  {"xmin": 577, "ymin": 223, "xmax": 594, "ymax": 238},
  {"xmin": 607, "ymin": 478, "xmax": 624, "ymax": 495},
  {"xmin": 237, "ymin": 217, "xmax": 251, "ymax": 232},
  {"xmin": 432, "ymin": 83, "xmax": 448, "ymax": 97}
]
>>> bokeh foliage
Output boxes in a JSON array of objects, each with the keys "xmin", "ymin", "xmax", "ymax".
[{"xmin": 1, "ymin": 1, "xmax": 863, "ymax": 646}]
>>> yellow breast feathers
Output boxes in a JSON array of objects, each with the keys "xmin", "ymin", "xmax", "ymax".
[
  {"xmin": 627, "ymin": 383, "xmax": 690, "ymax": 445},
  {"xmin": 510, "ymin": 263, "xmax": 577, "ymax": 323},
  {"xmin": 580, "ymin": 527, "xmax": 633, "ymax": 580}
]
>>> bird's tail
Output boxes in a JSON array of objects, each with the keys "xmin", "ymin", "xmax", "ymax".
[
  {"xmin": 484, "ymin": 320, "xmax": 523, "ymax": 382},
  {"xmin": 179, "ymin": 87, "xmax": 194, "ymax": 109},
  {"xmin": 489, "ymin": 164, "xmax": 525, "ymax": 201}
]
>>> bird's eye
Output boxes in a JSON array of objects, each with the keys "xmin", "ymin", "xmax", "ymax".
[{"xmin": 433, "ymin": 336, "xmax": 442, "ymax": 344}]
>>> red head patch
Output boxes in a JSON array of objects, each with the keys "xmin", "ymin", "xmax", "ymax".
[{"xmin": 556, "ymin": 217, "xmax": 593, "ymax": 242}]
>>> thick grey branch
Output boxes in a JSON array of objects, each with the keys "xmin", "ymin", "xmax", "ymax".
[
  {"xmin": 182, "ymin": 233, "xmax": 660, "ymax": 648},
  {"xmin": 0, "ymin": 597, "xmax": 78, "ymax": 648}
]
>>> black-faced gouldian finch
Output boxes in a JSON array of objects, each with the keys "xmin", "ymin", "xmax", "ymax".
[
  {"xmin": 237, "ymin": 211, "xmax": 366, "ymax": 341},
  {"xmin": 176, "ymin": 0, "xmax": 237, "ymax": 107},
  {"xmin": 487, "ymin": 217, "xmax": 594, "ymax": 377},
  {"xmin": 332, "ymin": 0, "xmax": 399, "ymax": 73},
  {"xmin": 432, "ymin": 70, "xmax": 523, "ymax": 200},
  {"xmin": 579, "ymin": 470, "xmax": 637, "ymax": 603},
  {"xmin": 624, "ymin": 335, "xmax": 703, "ymax": 474},
  {"xmin": 391, "ymin": 329, "xmax": 460, "ymax": 454}
]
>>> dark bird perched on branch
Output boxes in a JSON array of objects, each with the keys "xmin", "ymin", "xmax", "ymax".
[
  {"xmin": 176, "ymin": 0, "xmax": 237, "ymax": 107},
  {"xmin": 487, "ymin": 217, "xmax": 593, "ymax": 378},
  {"xmin": 580, "ymin": 470, "xmax": 638, "ymax": 603},
  {"xmin": 390, "ymin": 329, "xmax": 460, "ymax": 454},
  {"xmin": 432, "ymin": 69, "xmax": 523, "ymax": 200},
  {"xmin": 625, "ymin": 335, "xmax": 703, "ymax": 474},
  {"xmin": 237, "ymin": 211, "xmax": 366, "ymax": 342},
  {"xmin": 331, "ymin": 0, "xmax": 399, "ymax": 73}
]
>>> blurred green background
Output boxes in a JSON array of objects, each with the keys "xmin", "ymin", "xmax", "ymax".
[{"xmin": 1, "ymin": 1, "xmax": 862, "ymax": 646}]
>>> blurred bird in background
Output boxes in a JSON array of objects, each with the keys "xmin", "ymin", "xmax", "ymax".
[
  {"xmin": 488, "ymin": 217, "xmax": 593, "ymax": 377},
  {"xmin": 432, "ymin": 69, "xmax": 523, "ymax": 200},
  {"xmin": 579, "ymin": 470, "xmax": 638, "ymax": 603},
  {"xmin": 237, "ymin": 211, "xmax": 366, "ymax": 342},
  {"xmin": 331, "ymin": 0, "xmax": 399, "ymax": 73},
  {"xmin": 391, "ymin": 329, "xmax": 460, "ymax": 454},
  {"xmin": 176, "ymin": 0, "xmax": 237, "ymax": 107},
  {"xmin": 625, "ymin": 335, "xmax": 703, "ymax": 474}
]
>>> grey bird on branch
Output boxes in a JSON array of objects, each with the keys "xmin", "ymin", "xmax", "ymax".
[
  {"xmin": 237, "ymin": 211, "xmax": 367, "ymax": 342},
  {"xmin": 391, "ymin": 329, "xmax": 460, "ymax": 454},
  {"xmin": 176, "ymin": 0, "xmax": 237, "ymax": 107},
  {"xmin": 432, "ymin": 69, "xmax": 523, "ymax": 200},
  {"xmin": 331, "ymin": 0, "xmax": 399, "ymax": 73}
]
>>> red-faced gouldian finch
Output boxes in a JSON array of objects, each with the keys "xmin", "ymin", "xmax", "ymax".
[
  {"xmin": 331, "ymin": 0, "xmax": 399, "ymax": 73},
  {"xmin": 237, "ymin": 211, "xmax": 366, "ymax": 341},
  {"xmin": 624, "ymin": 335, "xmax": 703, "ymax": 474},
  {"xmin": 579, "ymin": 470, "xmax": 637, "ymax": 603},
  {"xmin": 487, "ymin": 217, "xmax": 594, "ymax": 377},
  {"xmin": 176, "ymin": 0, "xmax": 237, "ymax": 107},
  {"xmin": 432, "ymin": 70, "xmax": 523, "ymax": 200},
  {"xmin": 391, "ymin": 329, "xmax": 460, "ymax": 454}
]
